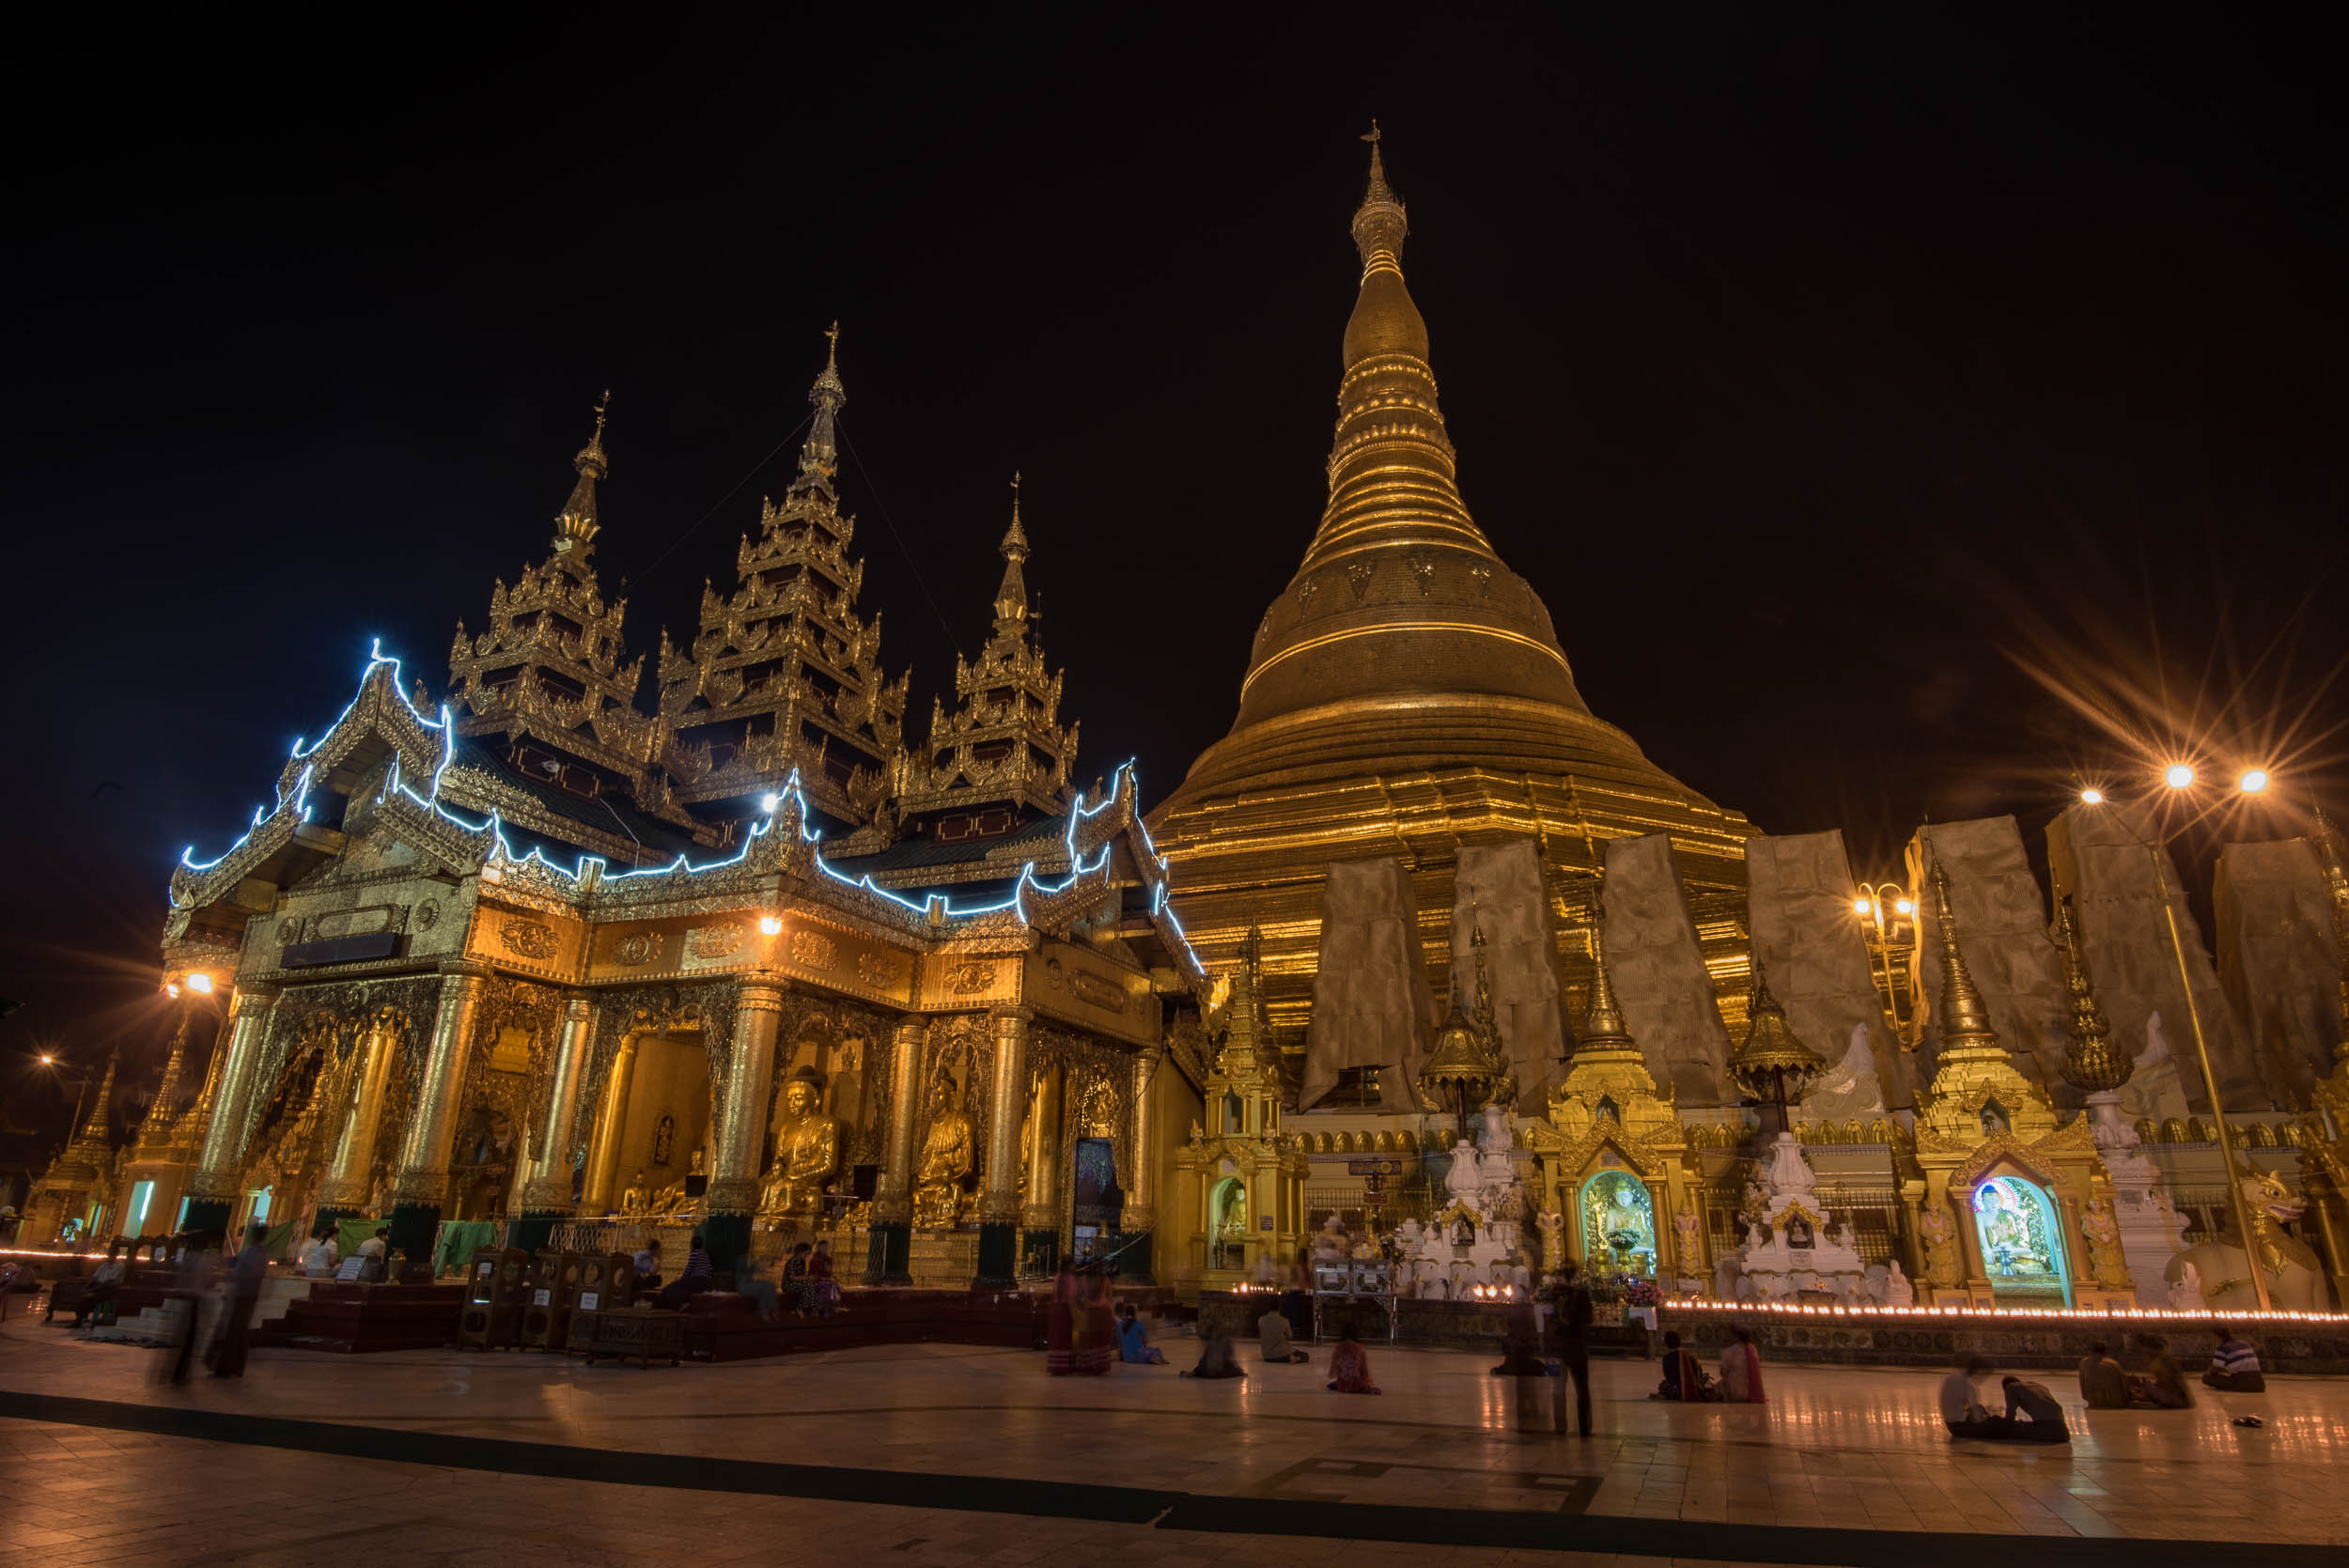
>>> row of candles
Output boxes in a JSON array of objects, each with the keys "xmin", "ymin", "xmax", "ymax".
[{"xmin": 1666, "ymin": 1297, "xmax": 2349, "ymax": 1324}]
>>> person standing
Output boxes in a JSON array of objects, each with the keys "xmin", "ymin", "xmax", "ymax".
[
  {"xmin": 208, "ymin": 1226, "xmax": 272, "ymax": 1377},
  {"xmin": 1544, "ymin": 1261, "xmax": 1595, "ymax": 1436},
  {"xmin": 1045, "ymin": 1259, "xmax": 1078, "ymax": 1375}
]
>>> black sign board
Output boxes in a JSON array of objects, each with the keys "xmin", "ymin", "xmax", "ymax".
[
  {"xmin": 1346, "ymin": 1158, "xmax": 1402, "ymax": 1176},
  {"xmin": 282, "ymin": 933, "xmax": 404, "ymax": 968}
]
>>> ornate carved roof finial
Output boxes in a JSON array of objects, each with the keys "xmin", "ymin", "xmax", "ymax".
[
  {"xmin": 792, "ymin": 325, "xmax": 847, "ymax": 496},
  {"xmin": 1728, "ymin": 960, "xmax": 1827, "ymax": 1108},
  {"xmin": 994, "ymin": 472, "xmax": 1031, "ymax": 640},
  {"xmin": 145, "ymin": 1012, "xmax": 194, "ymax": 1133},
  {"xmin": 552, "ymin": 390, "xmax": 611, "ymax": 559},
  {"xmin": 1928, "ymin": 854, "xmax": 2002, "ymax": 1055},
  {"xmin": 1578, "ymin": 918, "xmax": 1634, "ymax": 1053},
  {"xmin": 2055, "ymin": 896, "xmax": 2132, "ymax": 1094}
]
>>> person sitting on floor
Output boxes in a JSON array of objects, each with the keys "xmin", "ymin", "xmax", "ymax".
[
  {"xmin": 1326, "ymin": 1333, "xmax": 1381, "ymax": 1394},
  {"xmin": 1718, "ymin": 1325, "xmax": 1766, "ymax": 1404},
  {"xmin": 2000, "ymin": 1375, "xmax": 2071, "ymax": 1440},
  {"xmin": 1491, "ymin": 1315, "xmax": 1549, "ymax": 1377},
  {"xmin": 76, "ymin": 1246, "xmax": 128, "ymax": 1329},
  {"xmin": 1116, "ymin": 1302, "xmax": 1168, "ymax": 1364},
  {"xmin": 736, "ymin": 1250, "xmax": 781, "ymax": 1320},
  {"xmin": 1652, "ymin": 1330, "xmax": 1716, "ymax": 1402},
  {"xmin": 1941, "ymin": 1356, "xmax": 1999, "ymax": 1436},
  {"xmin": 303, "ymin": 1229, "xmax": 340, "ymax": 1279},
  {"xmin": 632, "ymin": 1239, "xmax": 663, "ymax": 1295},
  {"xmin": 656, "ymin": 1234, "xmax": 714, "ymax": 1309},
  {"xmin": 357, "ymin": 1227, "xmax": 390, "ymax": 1281},
  {"xmin": 1181, "ymin": 1332, "xmax": 1246, "ymax": 1380},
  {"xmin": 1258, "ymin": 1303, "xmax": 1310, "ymax": 1363},
  {"xmin": 2203, "ymin": 1327, "xmax": 2266, "ymax": 1392},
  {"xmin": 2077, "ymin": 1342, "xmax": 2131, "ymax": 1408},
  {"xmin": 2129, "ymin": 1333, "xmax": 2193, "ymax": 1408}
]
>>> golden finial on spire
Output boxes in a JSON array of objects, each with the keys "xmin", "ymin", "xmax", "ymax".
[
  {"xmin": 1578, "ymin": 919, "xmax": 1634, "ymax": 1051},
  {"xmin": 824, "ymin": 319, "xmax": 840, "ymax": 367},
  {"xmin": 1351, "ymin": 119, "xmax": 1408, "ymax": 280},
  {"xmin": 795, "ymin": 324, "xmax": 847, "ymax": 493},
  {"xmin": 552, "ymin": 391, "xmax": 610, "ymax": 556},
  {"xmin": 992, "ymin": 471, "xmax": 1032, "ymax": 640},
  {"xmin": 1927, "ymin": 855, "xmax": 2002, "ymax": 1055},
  {"xmin": 2055, "ymin": 897, "xmax": 2132, "ymax": 1094}
]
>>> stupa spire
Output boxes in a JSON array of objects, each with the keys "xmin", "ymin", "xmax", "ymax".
[
  {"xmin": 1578, "ymin": 922, "xmax": 1634, "ymax": 1051},
  {"xmin": 552, "ymin": 391, "xmax": 610, "ymax": 562},
  {"xmin": 147, "ymin": 1014, "xmax": 193, "ymax": 1129},
  {"xmin": 79, "ymin": 1050, "xmax": 119, "ymax": 1141},
  {"xmin": 993, "ymin": 473, "xmax": 1031, "ymax": 640},
  {"xmin": 2055, "ymin": 897, "xmax": 2132, "ymax": 1094},
  {"xmin": 791, "ymin": 322, "xmax": 847, "ymax": 496},
  {"xmin": 1928, "ymin": 857, "xmax": 2002, "ymax": 1055}
]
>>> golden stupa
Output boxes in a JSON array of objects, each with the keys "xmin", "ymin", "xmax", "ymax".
[{"xmin": 1149, "ymin": 130, "xmax": 1757, "ymax": 1039}]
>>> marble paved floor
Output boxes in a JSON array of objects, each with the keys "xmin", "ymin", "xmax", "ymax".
[{"xmin": 2, "ymin": 1312, "xmax": 2342, "ymax": 1566}]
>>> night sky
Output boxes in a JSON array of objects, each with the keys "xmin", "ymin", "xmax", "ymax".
[{"xmin": 7, "ymin": 11, "xmax": 2342, "ymax": 1141}]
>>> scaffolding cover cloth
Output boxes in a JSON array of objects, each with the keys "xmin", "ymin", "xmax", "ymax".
[
  {"xmin": 1906, "ymin": 816, "xmax": 2073, "ymax": 1095},
  {"xmin": 1448, "ymin": 836, "xmax": 1569, "ymax": 1106},
  {"xmin": 2215, "ymin": 837, "xmax": 2344, "ymax": 1110},
  {"xmin": 1304, "ymin": 856, "xmax": 1437, "ymax": 1110},
  {"xmin": 1600, "ymin": 832, "xmax": 1735, "ymax": 1107},
  {"xmin": 1745, "ymin": 830, "xmax": 1899, "ymax": 1118},
  {"xmin": 2046, "ymin": 801, "xmax": 2257, "ymax": 1111}
]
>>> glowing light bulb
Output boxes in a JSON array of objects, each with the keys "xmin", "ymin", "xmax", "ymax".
[
  {"xmin": 186, "ymin": 972, "xmax": 215, "ymax": 995},
  {"xmin": 164, "ymin": 983, "xmax": 181, "ymax": 999},
  {"xmin": 760, "ymin": 793, "xmax": 781, "ymax": 814},
  {"xmin": 2078, "ymin": 787, "xmax": 2104, "ymax": 805},
  {"xmin": 758, "ymin": 915, "xmax": 783, "ymax": 936},
  {"xmin": 1894, "ymin": 898, "xmax": 1913, "ymax": 915},
  {"xmin": 1853, "ymin": 896, "xmax": 1873, "ymax": 914},
  {"xmin": 2238, "ymin": 768, "xmax": 2269, "ymax": 794},
  {"xmin": 2164, "ymin": 764, "xmax": 2195, "ymax": 790},
  {"xmin": 39, "ymin": 1053, "xmax": 55, "ymax": 1065}
]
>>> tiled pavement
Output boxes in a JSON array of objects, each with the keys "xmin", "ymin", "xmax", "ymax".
[{"xmin": 2, "ymin": 1312, "xmax": 2341, "ymax": 1566}]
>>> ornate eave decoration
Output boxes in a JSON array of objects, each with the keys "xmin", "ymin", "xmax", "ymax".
[
  {"xmin": 1519, "ymin": 1118, "xmax": 1667, "ymax": 1180},
  {"xmin": 169, "ymin": 651, "xmax": 1207, "ymax": 993}
]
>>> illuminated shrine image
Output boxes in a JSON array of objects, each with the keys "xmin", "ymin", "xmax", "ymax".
[
  {"xmin": 1971, "ymin": 1175, "xmax": 2070, "ymax": 1306},
  {"xmin": 1580, "ymin": 1170, "xmax": 1657, "ymax": 1280}
]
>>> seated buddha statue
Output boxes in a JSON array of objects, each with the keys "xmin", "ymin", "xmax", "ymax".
[
  {"xmin": 652, "ymin": 1147, "xmax": 707, "ymax": 1215},
  {"xmin": 760, "ymin": 1069, "xmax": 841, "ymax": 1218},
  {"xmin": 618, "ymin": 1170, "xmax": 650, "ymax": 1217},
  {"xmin": 911, "ymin": 1079, "xmax": 973, "ymax": 1228}
]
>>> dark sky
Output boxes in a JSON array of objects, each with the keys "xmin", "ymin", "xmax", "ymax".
[{"xmin": 6, "ymin": 9, "xmax": 2343, "ymax": 1139}]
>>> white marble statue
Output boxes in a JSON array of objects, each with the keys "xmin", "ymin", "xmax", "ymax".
[
  {"xmin": 1883, "ymin": 1259, "xmax": 1915, "ymax": 1306},
  {"xmin": 1807, "ymin": 1023, "xmax": 1888, "ymax": 1122},
  {"xmin": 2170, "ymin": 1257, "xmax": 2206, "ymax": 1311}
]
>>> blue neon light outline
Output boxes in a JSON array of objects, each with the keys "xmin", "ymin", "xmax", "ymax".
[{"xmin": 176, "ymin": 644, "xmax": 1205, "ymax": 974}]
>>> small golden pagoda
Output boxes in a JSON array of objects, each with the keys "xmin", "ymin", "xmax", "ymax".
[
  {"xmin": 1521, "ymin": 924, "xmax": 1703, "ymax": 1284},
  {"xmin": 1906, "ymin": 861, "xmax": 2131, "ymax": 1309},
  {"xmin": 23, "ymin": 1051, "xmax": 122, "ymax": 1245},
  {"xmin": 114, "ymin": 1013, "xmax": 210, "ymax": 1237},
  {"xmin": 1174, "ymin": 928, "xmax": 1308, "ymax": 1286}
]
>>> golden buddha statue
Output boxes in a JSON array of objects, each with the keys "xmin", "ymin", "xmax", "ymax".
[
  {"xmin": 651, "ymin": 1147, "xmax": 706, "ymax": 1215},
  {"xmin": 911, "ymin": 1079, "xmax": 973, "ymax": 1228},
  {"xmin": 760, "ymin": 1069, "xmax": 840, "ymax": 1218},
  {"xmin": 619, "ymin": 1170, "xmax": 650, "ymax": 1217}
]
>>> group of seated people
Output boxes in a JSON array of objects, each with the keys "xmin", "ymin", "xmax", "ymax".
[
  {"xmin": 1174, "ymin": 1324, "xmax": 1380, "ymax": 1391},
  {"xmin": 2077, "ymin": 1327, "xmax": 2263, "ymax": 1407},
  {"xmin": 1941, "ymin": 1357, "xmax": 2074, "ymax": 1441},
  {"xmin": 1647, "ymin": 1327, "xmax": 1766, "ymax": 1404}
]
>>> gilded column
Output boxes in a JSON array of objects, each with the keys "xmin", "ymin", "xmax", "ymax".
[
  {"xmin": 580, "ymin": 1029, "xmax": 641, "ymax": 1215},
  {"xmin": 865, "ymin": 1017, "xmax": 924, "ymax": 1285},
  {"xmin": 975, "ymin": 1004, "xmax": 1031, "ymax": 1288},
  {"xmin": 314, "ymin": 1012, "xmax": 397, "ymax": 1222},
  {"xmin": 184, "ymin": 983, "xmax": 279, "ymax": 1234},
  {"xmin": 515, "ymin": 991, "xmax": 595, "ymax": 1250},
  {"xmin": 704, "ymin": 976, "xmax": 785, "ymax": 1274},
  {"xmin": 1019, "ymin": 1061, "xmax": 1064, "ymax": 1268},
  {"xmin": 386, "ymin": 961, "xmax": 489, "ymax": 1262},
  {"xmin": 1120, "ymin": 1045, "xmax": 1162, "ymax": 1282}
]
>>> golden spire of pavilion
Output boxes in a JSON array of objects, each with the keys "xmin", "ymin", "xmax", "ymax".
[
  {"xmin": 2055, "ymin": 896, "xmax": 2132, "ymax": 1094},
  {"xmin": 552, "ymin": 390, "xmax": 610, "ymax": 560},
  {"xmin": 792, "ymin": 321, "xmax": 847, "ymax": 495},
  {"xmin": 148, "ymin": 1013, "xmax": 193, "ymax": 1129},
  {"xmin": 993, "ymin": 473, "xmax": 1031, "ymax": 641},
  {"xmin": 1928, "ymin": 857, "xmax": 2003, "ymax": 1056}
]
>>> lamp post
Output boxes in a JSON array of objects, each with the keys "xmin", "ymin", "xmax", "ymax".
[
  {"xmin": 1852, "ymin": 883, "xmax": 1917, "ymax": 1032},
  {"xmin": 2077, "ymin": 763, "xmax": 2273, "ymax": 1310}
]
